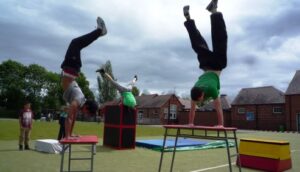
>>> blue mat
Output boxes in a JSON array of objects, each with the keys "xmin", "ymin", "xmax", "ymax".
[{"xmin": 136, "ymin": 138, "xmax": 208, "ymax": 149}]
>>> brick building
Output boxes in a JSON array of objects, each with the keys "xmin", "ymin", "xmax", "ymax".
[
  {"xmin": 285, "ymin": 70, "xmax": 300, "ymax": 132},
  {"xmin": 177, "ymin": 95, "xmax": 232, "ymax": 126},
  {"xmin": 231, "ymin": 86, "xmax": 286, "ymax": 130},
  {"xmin": 135, "ymin": 94, "xmax": 183, "ymax": 125}
]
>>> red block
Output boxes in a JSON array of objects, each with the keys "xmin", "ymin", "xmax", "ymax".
[{"xmin": 237, "ymin": 154, "xmax": 292, "ymax": 172}]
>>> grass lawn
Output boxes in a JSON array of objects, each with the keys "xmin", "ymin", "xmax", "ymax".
[{"xmin": 0, "ymin": 119, "xmax": 299, "ymax": 172}]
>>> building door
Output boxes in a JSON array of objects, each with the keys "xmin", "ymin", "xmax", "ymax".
[{"xmin": 297, "ymin": 113, "xmax": 300, "ymax": 133}]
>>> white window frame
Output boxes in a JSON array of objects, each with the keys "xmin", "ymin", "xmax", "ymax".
[
  {"xmin": 138, "ymin": 110, "xmax": 144, "ymax": 120},
  {"xmin": 170, "ymin": 104, "xmax": 177, "ymax": 119},
  {"xmin": 238, "ymin": 108, "xmax": 245, "ymax": 114},
  {"xmin": 273, "ymin": 107, "xmax": 283, "ymax": 114}
]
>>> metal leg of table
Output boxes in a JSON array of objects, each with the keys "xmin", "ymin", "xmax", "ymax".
[
  {"xmin": 224, "ymin": 131, "xmax": 232, "ymax": 172},
  {"xmin": 170, "ymin": 128, "xmax": 180, "ymax": 172},
  {"xmin": 91, "ymin": 144, "xmax": 95, "ymax": 172},
  {"xmin": 158, "ymin": 128, "xmax": 168, "ymax": 172},
  {"xmin": 68, "ymin": 144, "xmax": 72, "ymax": 172},
  {"xmin": 60, "ymin": 144, "xmax": 65, "ymax": 172},
  {"xmin": 233, "ymin": 131, "xmax": 242, "ymax": 172}
]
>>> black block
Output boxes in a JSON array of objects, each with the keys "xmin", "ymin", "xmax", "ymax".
[{"xmin": 103, "ymin": 105, "xmax": 136, "ymax": 149}]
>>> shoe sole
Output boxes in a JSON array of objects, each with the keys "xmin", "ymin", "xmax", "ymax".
[
  {"xmin": 206, "ymin": 0, "xmax": 218, "ymax": 12},
  {"xmin": 97, "ymin": 17, "xmax": 107, "ymax": 36}
]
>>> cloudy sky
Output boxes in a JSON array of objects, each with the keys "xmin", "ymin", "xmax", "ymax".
[{"xmin": 1, "ymin": 0, "xmax": 300, "ymax": 100}]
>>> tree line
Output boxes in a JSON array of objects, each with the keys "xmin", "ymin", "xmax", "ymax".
[{"xmin": 0, "ymin": 59, "xmax": 140, "ymax": 119}]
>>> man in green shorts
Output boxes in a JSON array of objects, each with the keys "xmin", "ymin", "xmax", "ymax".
[
  {"xmin": 183, "ymin": 0, "xmax": 227, "ymax": 127},
  {"xmin": 96, "ymin": 68, "xmax": 137, "ymax": 109}
]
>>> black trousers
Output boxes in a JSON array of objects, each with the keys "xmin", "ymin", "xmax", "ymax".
[
  {"xmin": 61, "ymin": 29, "xmax": 102, "ymax": 73},
  {"xmin": 57, "ymin": 117, "xmax": 65, "ymax": 140},
  {"xmin": 184, "ymin": 12, "xmax": 227, "ymax": 71}
]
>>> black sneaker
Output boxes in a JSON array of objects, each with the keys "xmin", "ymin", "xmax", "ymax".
[
  {"xmin": 134, "ymin": 75, "xmax": 138, "ymax": 82},
  {"xmin": 25, "ymin": 145, "xmax": 30, "ymax": 150},
  {"xmin": 206, "ymin": 0, "xmax": 218, "ymax": 12},
  {"xmin": 19, "ymin": 145, "xmax": 23, "ymax": 151},
  {"xmin": 183, "ymin": 5, "xmax": 190, "ymax": 19},
  {"xmin": 96, "ymin": 68, "xmax": 105, "ymax": 75}
]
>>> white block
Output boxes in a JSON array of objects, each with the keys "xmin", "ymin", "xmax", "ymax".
[{"xmin": 35, "ymin": 139, "xmax": 62, "ymax": 154}]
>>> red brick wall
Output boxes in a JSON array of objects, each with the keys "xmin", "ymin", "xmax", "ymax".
[
  {"xmin": 231, "ymin": 105, "xmax": 257, "ymax": 129},
  {"xmin": 160, "ymin": 96, "xmax": 183, "ymax": 124},
  {"xmin": 137, "ymin": 95, "xmax": 183, "ymax": 125},
  {"xmin": 177, "ymin": 110, "xmax": 231, "ymax": 127},
  {"xmin": 231, "ymin": 104, "xmax": 285, "ymax": 130},
  {"xmin": 285, "ymin": 95, "xmax": 300, "ymax": 131}
]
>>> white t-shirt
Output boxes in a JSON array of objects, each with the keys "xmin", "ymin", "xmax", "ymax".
[{"xmin": 63, "ymin": 81, "xmax": 86, "ymax": 107}]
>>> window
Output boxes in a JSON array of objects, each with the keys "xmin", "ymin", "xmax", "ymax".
[
  {"xmin": 164, "ymin": 105, "xmax": 177, "ymax": 119},
  {"xmin": 273, "ymin": 107, "xmax": 283, "ymax": 114},
  {"xmin": 238, "ymin": 108, "xmax": 245, "ymax": 114},
  {"xmin": 246, "ymin": 112, "xmax": 255, "ymax": 121},
  {"xmin": 138, "ymin": 111, "xmax": 143, "ymax": 120}
]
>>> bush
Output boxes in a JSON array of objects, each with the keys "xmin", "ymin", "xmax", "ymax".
[{"xmin": 0, "ymin": 107, "xmax": 18, "ymax": 118}]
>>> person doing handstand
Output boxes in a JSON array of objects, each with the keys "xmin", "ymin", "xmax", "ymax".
[{"xmin": 183, "ymin": 0, "xmax": 227, "ymax": 127}]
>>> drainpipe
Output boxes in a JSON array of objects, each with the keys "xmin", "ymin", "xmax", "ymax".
[
  {"xmin": 167, "ymin": 96, "xmax": 171, "ymax": 125},
  {"xmin": 255, "ymin": 104, "xmax": 258, "ymax": 130},
  {"xmin": 289, "ymin": 96, "xmax": 292, "ymax": 131}
]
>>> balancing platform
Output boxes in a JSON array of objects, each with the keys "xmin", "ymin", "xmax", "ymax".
[
  {"xmin": 59, "ymin": 135, "xmax": 98, "ymax": 172},
  {"xmin": 136, "ymin": 138, "xmax": 208, "ymax": 149},
  {"xmin": 158, "ymin": 125, "xmax": 241, "ymax": 172},
  {"xmin": 238, "ymin": 138, "xmax": 292, "ymax": 172}
]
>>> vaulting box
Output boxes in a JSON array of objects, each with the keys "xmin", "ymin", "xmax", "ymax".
[
  {"xmin": 237, "ymin": 138, "xmax": 292, "ymax": 172},
  {"xmin": 239, "ymin": 138, "xmax": 291, "ymax": 160}
]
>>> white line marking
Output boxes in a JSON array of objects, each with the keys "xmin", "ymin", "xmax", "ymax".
[
  {"xmin": 190, "ymin": 163, "xmax": 235, "ymax": 172},
  {"xmin": 291, "ymin": 149, "xmax": 300, "ymax": 153}
]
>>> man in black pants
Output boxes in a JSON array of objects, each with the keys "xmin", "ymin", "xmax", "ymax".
[
  {"xmin": 184, "ymin": 0, "xmax": 227, "ymax": 127},
  {"xmin": 60, "ymin": 17, "xmax": 106, "ymax": 138}
]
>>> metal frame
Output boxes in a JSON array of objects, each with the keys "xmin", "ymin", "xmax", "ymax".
[
  {"xmin": 60, "ymin": 143, "xmax": 96, "ymax": 172},
  {"xmin": 158, "ymin": 125, "xmax": 242, "ymax": 172}
]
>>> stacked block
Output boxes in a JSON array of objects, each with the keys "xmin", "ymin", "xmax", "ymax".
[
  {"xmin": 237, "ymin": 138, "xmax": 292, "ymax": 172},
  {"xmin": 103, "ymin": 104, "xmax": 137, "ymax": 149}
]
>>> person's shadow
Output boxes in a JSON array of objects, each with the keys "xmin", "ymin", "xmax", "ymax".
[
  {"xmin": 0, "ymin": 149, "xmax": 22, "ymax": 152},
  {"xmin": 80, "ymin": 145, "xmax": 113, "ymax": 153}
]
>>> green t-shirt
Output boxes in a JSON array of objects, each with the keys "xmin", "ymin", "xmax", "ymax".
[
  {"xmin": 121, "ymin": 92, "xmax": 137, "ymax": 108},
  {"xmin": 60, "ymin": 112, "xmax": 68, "ymax": 118},
  {"xmin": 194, "ymin": 72, "xmax": 220, "ymax": 102}
]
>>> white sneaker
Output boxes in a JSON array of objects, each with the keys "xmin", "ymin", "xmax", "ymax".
[
  {"xmin": 97, "ymin": 17, "xmax": 107, "ymax": 36},
  {"xmin": 127, "ymin": 75, "xmax": 138, "ymax": 88}
]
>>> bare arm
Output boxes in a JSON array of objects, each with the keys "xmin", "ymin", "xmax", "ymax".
[
  {"xmin": 213, "ymin": 97, "xmax": 224, "ymax": 126},
  {"xmin": 103, "ymin": 73, "xmax": 114, "ymax": 82},
  {"xmin": 65, "ymin": 101, "xmax": 79, "ymax": 138},
  {"xmin": 189, "ymin": 101, "xmax": 196, "ymax": 125}
]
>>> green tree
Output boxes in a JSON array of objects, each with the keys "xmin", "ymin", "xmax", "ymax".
[
  {"xmin": 76, "ymin": 72, "xmax": 95, "ymax": 100},
  {"xmin": 24, "ymin": 64, "xmax": 48, "ymax": 112},
  {"xmin": 43, "ymin": 71, "xmax": 63, "ymax": 110},
  {"xmin": 132, "ymin": 86, "xmax": 140, "ymax": 97},
  {"xmin": 0, "ymin": 60, "xmax": 26, "ymax": 110},
  {"xmin": 0, "ymin": 59, "xmax": 96, "ymax": 118},
  {"xmin": 97, "ymin": 60, "xmax": 117, "ymax": 104}
]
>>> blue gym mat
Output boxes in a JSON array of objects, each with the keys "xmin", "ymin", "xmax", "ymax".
[{"xmin": 136, "ymin": 138, "xmax": 208, "ymax": 149}]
